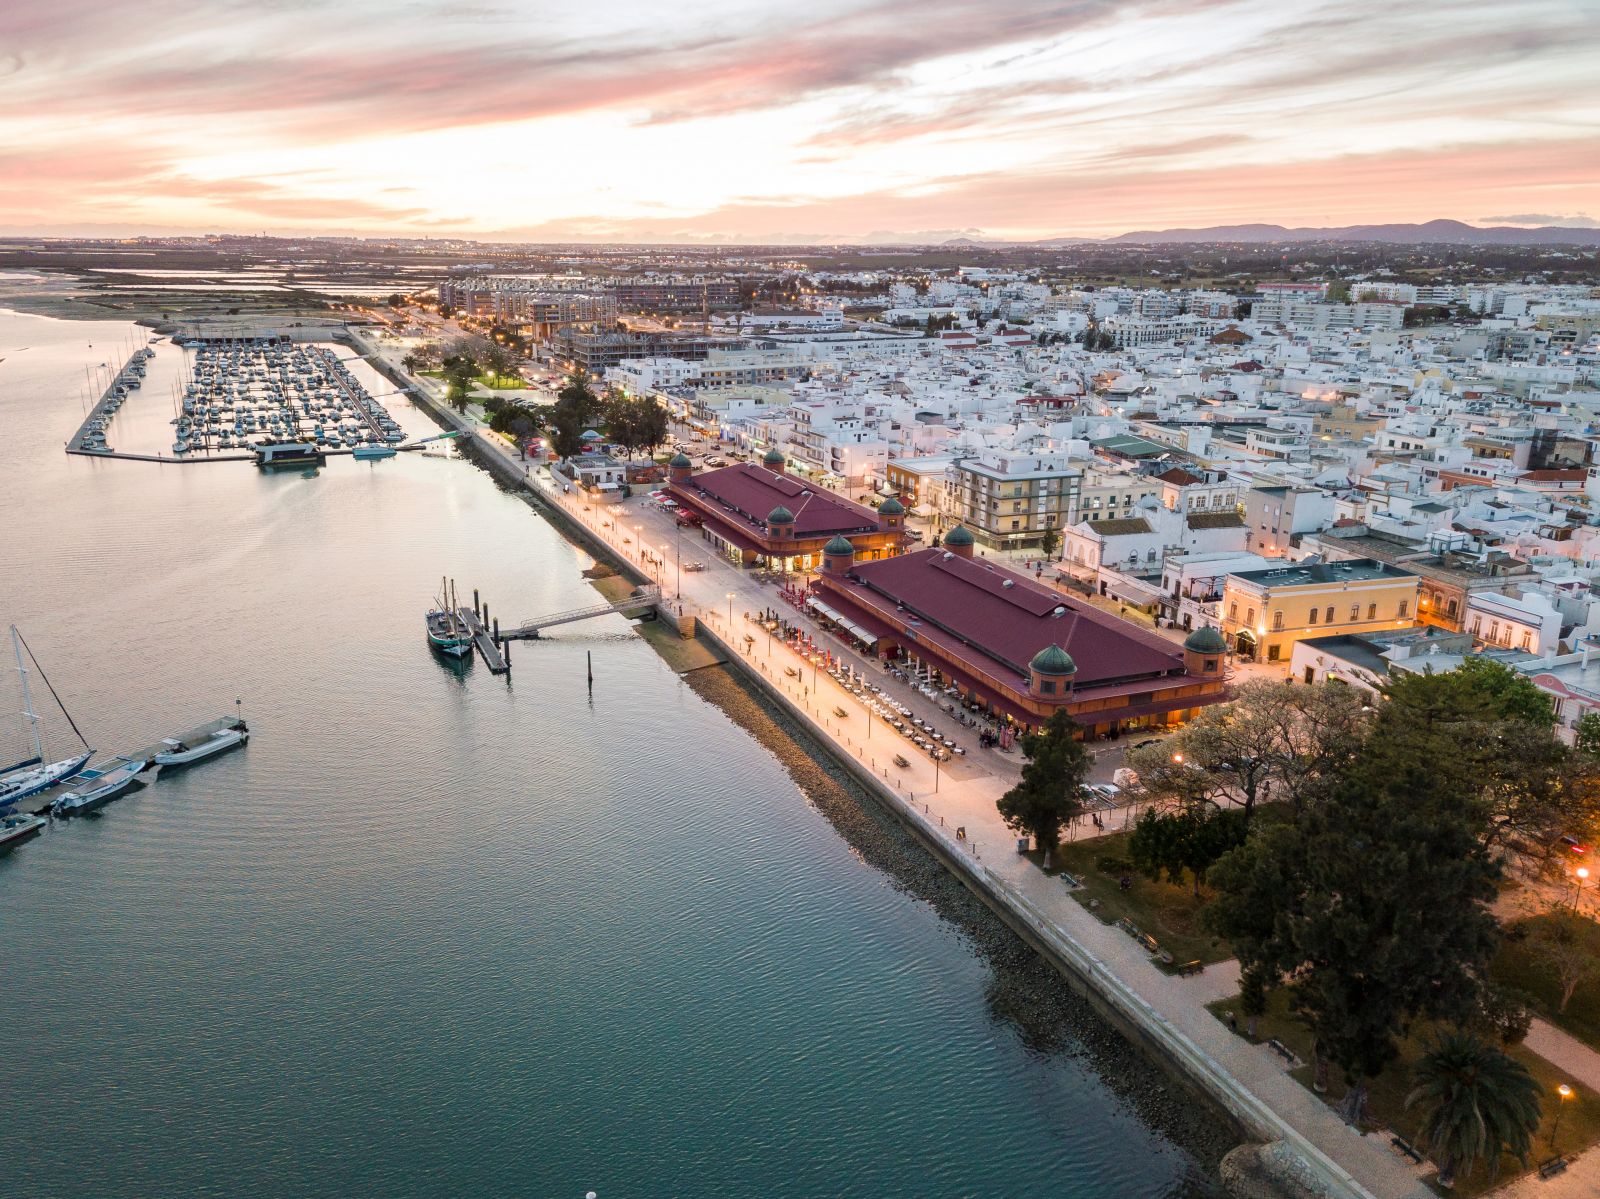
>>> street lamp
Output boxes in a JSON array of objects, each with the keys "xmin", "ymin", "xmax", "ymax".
[
  {"xmin": 1172, "ymin": 751, "xmax": 1184, "ymax": 765},
  {"xmin": 634, "ymin": 524, "xmax": 642, "ymax": 560},
  {"xmin": 1575, "ymin": 866, "xmax": 1590, "ymax": 911},
  {"xmin": 1551, "ymin": 1083, "xmax": 1574, "ymax": 1151},
  {"xmin": 727, "ymin": 591, "xmax": 735, "ymax": 625}
]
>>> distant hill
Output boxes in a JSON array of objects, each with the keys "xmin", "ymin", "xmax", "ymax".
[{"xmin": 1099, "ymin": 219, "xmax": 1600, "ymax": 246}]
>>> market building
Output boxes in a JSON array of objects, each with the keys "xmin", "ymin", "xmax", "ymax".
[
  {"xmin": 808, "ymin": 525, "xmax": 1229, "ymax": 736},
  {"xmin": 666, "ymin": 453, "xmax": 905, "ymax": 571}
]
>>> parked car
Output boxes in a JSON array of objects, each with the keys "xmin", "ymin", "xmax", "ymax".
[
  {"xmin": 684, "ymin": 561, "xmax": 708, "ymax": 572},
  {"xmin": 704, "ymin": 455, "xmax": 725, "ymax": 466}
]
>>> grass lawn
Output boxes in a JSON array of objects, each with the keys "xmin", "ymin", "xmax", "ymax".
[
  {"xmin": 1204, "ymin": 990, "xmax": 1600, "ymax": 1195},
  {"xmin": 1050, "ymin": 830, "xmax": 1232, "ymax": 968},
  {"xmin": 1492, "ymin": 913, "xmax": 1600, "ymax": 1050},
  {"xmin": 414, "ymin": 368, "xmax": 524, "ymax": 390}
]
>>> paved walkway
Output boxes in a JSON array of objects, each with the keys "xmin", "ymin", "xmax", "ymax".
[{"xmin": 363, "ymin": 336, "xmax": 1597, "ymax": 1199}]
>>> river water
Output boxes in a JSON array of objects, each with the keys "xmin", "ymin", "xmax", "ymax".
[{"xmin": 0, "ymin": 307, "xmax": 1219, "ymax": 1198}]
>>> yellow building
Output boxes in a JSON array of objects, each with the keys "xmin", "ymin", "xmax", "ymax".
[{"xmin": 1221, "ymin": 559, "xmax": 1420, "ymax": 664}]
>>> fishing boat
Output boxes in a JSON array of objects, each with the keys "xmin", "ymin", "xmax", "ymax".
[
  {"xmin": 51, "ymin": 756, "xmax": 149, "ymax": 817},
  {"xmin": 0, "ymin": 812, "xmax": 46, "ymax": 854},
  {"xmin": 426, "ymin": 578, "xmax": 473, "ymax": 659},
  {"xmin": 0, "ymin": 627, "xmax": 93, "ymax": 810},
  {"xmin": 152, "ymin": 723, "xmax": 247, "ymax": 768}
]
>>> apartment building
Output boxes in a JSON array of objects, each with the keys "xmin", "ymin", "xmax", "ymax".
[
  {"xmin": 1222, "ymin": 559, "xmax": 1420, "ymax": 664},
  {"xmin": 941, "ymin": 449, "xmax": 1082, "ymax": 553}
]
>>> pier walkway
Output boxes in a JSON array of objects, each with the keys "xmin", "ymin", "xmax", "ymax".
[{"xmin": 503, "ymin": 585, "xmax": 661, "ymax": 640}]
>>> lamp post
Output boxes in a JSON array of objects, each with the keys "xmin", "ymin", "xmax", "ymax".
[
  {"xmin": 1575, "ymin": 866, "xmax": 1590, "ymax": 912},
  {"xmin": 674, "ymin": 522, "xmax": 683, "ymax": 599},
  {"xmin": 1551, "ymin": 1083, "xmax": 1574, "ymax": 1152},
  {"xmin": 633, "ymin": 524, "xmax": 642, "ymax": 562},
  {"xmin": 727, "ymin": 591, "xmax": 735, "ymax": 625}
]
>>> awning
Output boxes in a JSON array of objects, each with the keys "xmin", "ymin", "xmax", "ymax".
[{"xmin": 807, "ymin": 595, "xmax": 883, "ymax": 647}]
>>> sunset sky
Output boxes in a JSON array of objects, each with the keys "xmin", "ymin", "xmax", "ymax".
[{"xmin": 2, "ymin": 0, "xmax": 1596, "ymax": 242}]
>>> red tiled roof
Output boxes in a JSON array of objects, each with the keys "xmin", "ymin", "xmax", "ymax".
[
  {"xmin": 671, "ymin": 463, "xmax": 882, "ymax": 538},
  {"xmin": 823, "ymin": 548, "xmax": 1185, "ymax": 687},
  {"xmin": 1154, "ymin": 467, "xmax": 1204, "ymax": 485}
]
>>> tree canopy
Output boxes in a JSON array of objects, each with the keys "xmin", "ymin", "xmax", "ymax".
[
  {"xmin": 996, "ymin": 710, "xmax": 1089, "ymax": 865},
  {"xmin": 1405, "ymin": 1033, "xmax": 1541, "ymax": 1186}
]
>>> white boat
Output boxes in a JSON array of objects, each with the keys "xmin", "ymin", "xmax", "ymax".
[
  {"xmin": 51, "ymin": 756, "xmax": 149, "ymax": 817},
  {"xmin": 0, "ymin": 627, "xmax": 94, "ymax": 810},
  {"xmin": 153, "ymin": 724, "xmax": 248, "ymax": 766},
  {"xmin": 0, "ymin": 812, "xmax": 46, "ymax": 853}
]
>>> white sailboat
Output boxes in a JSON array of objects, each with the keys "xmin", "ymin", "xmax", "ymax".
[{"xmin": 0, "ymin": 626, "xmax": 93, "ymax": 810}]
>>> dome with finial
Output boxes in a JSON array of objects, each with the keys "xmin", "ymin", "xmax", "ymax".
[
  {"xmin": 763, "ymin": 447, "xmax": 785, "ymax": 466},
  {"xmin": 1029, "ymin": 644, "xmax": 1077, "ymax": 676},
  {"xmin": 1184, "ymin": 626, "xmax": 1227, "ymax": 654},
  {"xmin": 877, "ymin": 496, "xmax": 905, "ymax": 516},
  {"xmin": 669, "ymin": 451, "xmax": 692, "ymax": 468},
  {"xmin": 767, "ymin": 505, "xmax": 795, "ymax": 525},
  {"xmin": 942, "ymin": 524, "xmax": 974, "ymax": 547},
  {"xmin": 824, "ymin": 535, "xmax": 854, "ymax": 556}
]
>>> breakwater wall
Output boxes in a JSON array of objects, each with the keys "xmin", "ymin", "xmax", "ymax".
[{"xmin": 691, "ymin": 617, "xmax": 1372, "ymax": 1199}]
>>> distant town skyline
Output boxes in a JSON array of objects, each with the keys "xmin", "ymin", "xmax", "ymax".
[{"xmin": 2, "ymin": 0, "xmax": 1596, "ymax": 242}]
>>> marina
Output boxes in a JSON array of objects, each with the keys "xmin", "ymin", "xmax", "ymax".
[{"xmin": 64, "ymin": 336, "xmax": 414, "ymax": 465}]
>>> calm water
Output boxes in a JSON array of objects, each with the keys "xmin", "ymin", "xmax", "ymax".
[{"xmin": 1, "ymin": 309, "xmax": 1205, "ymax": 1198}]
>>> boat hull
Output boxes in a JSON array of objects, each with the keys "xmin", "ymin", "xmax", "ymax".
[
  {"xmin": 152, "ymin": 729, "xmax": 247, "ymax": 768},
  {"xmin": 0, "ymin": 750, "xmax": 94, "ymax": 810},
  {"xmin": 0, "ymin": 814, "xmax": 46, "ymax": 852}
]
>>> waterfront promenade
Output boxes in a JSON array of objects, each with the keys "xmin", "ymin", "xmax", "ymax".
[{"xmin": 359, "ymin": 333, "xmax": 1600, "ymax": 1199}]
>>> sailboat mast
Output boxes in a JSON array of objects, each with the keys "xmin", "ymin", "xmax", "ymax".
[{"xmin": 11, "ymin": 625, "xmax": 44, "ymax": 763}]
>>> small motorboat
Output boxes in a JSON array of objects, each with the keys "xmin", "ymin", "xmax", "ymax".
[
  {"xmin": 153, "ymin": 724, "xmax": 247, "ymax": 767},
  {"xmin": 0, "ymin": 812, "xmax": 46, "ymax": 853},
  {"xmin": 51, "ymin": 756, "xmax": 149, "ymax": 817}
]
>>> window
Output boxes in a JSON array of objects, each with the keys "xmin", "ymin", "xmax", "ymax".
[
  {"xmin": 1308, "ymin": 607, "xmax": 1318, "ymax": 625},
  {"xmin": 1351, "ymin": 604, "xmax": 1361, "ymax": 622},
  {"xmin": 1325, "ymin": 606, "xmax": 1335, "ymax": 624},
  {"xmin": 1245, "ymin": 607, "xmax": 1255, "ymax": 626},
  {"xmin": 1272, "ymin": 610, "xmax": 1284, "ymax": 630},
  {"xmin": 1368, "ymin": 603, "xmax": 1377, "ymax": 620},
  {"xmin": 1521, "ymin": 631, "xmax": 1532, "ymax": 651},
  {"xmin": 1040, "ymin": 680, "xmax": 1056, "ymax": 694},
  {"xmin": 1398, "ymin": 599, "xmax": 1409, "ymax": 619},
  {"xmin": 1447, "ymin": 599, "xmax": 1459, "ymax": 618},
  {"xmin": 1267, "ymin": 644, "xmax": 1281, "ymax": 662},
  {"xmin": 1204, "ymin": 659, "xmax": 1217, "ymax": 672},
  {"xmin": 1471, "ymin": 615, "xmax": 1482, "ymax": 636},
  {"xmin": 1229, "ymin": 601, "xmax": 1238, "ymax": 620}
]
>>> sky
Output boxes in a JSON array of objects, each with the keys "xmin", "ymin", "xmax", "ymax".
[{"xmin": 1, "ymin": 0, "xmax": 1597, "ymax": 242}]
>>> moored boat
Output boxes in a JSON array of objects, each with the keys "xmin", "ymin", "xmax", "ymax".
[
  {"xmin": 0, "ymin": 812, "xmax": 46, "ymax": 853},
  {"xmin": 51, "ymin": 756, "xmax": 149, "ymax": 817},
  {"xmin": 352, "ymin": 444, "xmax": 397, "ymax": 460},
  {"xmin": 427, "ymin": 578, "xmax": 473, "ymax": 659},
  {"xmin": 152, "ymin": 723, "xmax": 248, "ymax": 767},
  {"xmin": 1, "ymin": 627, "xmax": 94, "ymax": 811}
]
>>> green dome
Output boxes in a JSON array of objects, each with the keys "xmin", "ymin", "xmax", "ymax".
[
  {"xmin": 763, "ymin": 447, "xmax": 785, "ymax": 466},
  {"xmin": 1184, "ymin": 626, "xmax": 1227, "ymax": 654},
  {"xmin": 1029, "ymin": 644, "xmax": 1077, "ymax": 677},
  {"xmin": 942, "ymin": 524, "xmax": 975, "ymax": 547},
  {"xmin": 824, "ymin": 535, "xmax": 855, "ymax": 556},
  {"xmin": 877, "ymin": 496, "xmax": 905, "ymax": 516},
  {"xmin": 669, "ymin": 452, "xmax": 692, "ymax": 468},
  {"xmin": 767, "ymin": 505, "xmax": 795, "ymax": 525}
]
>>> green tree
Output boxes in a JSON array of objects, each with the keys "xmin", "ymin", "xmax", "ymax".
[
  {"xmin": 558, "ymin": 370, "xmax": 600, "ymax": 423},
  {"xmin": 442, "ymin": 357, "xmax": 477, "ymax": 413},
  {"xmin": 1038, "ymin": 527, "xmax": 1061, "ymax": 561},
  {"xmin": 1208, "ymin": 721, "xmax": 1503, "ymax": 1125},
  {"xmin": 550, "ymin": 404, "xmax": 587, "ymax": 463},
  {"xmin": 1575, "ymin": 711, "xmax": 1600, "ymax": 757},
  {"xmin": 1525, "ymin": 908, "xmax": 1600, "ymax": 1013},
  {"xmin": 996, "ymin": 710, "xmax": 1089, "ymax": 867},
  {"xmin": 1405, "ymin": 1033, "xmax": 1541, "ymax": 1187},
  {"xmin": 1128, "ymin": 806, "xmax": 1247, "ymax": 896}
]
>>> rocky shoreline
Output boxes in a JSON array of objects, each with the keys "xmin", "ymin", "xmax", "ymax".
[{"xmin": 684, "ymin": 661, "xmax": 1239, "ymax": 1194}]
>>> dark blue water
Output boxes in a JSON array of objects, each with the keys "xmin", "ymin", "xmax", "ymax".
[{"xmin": 0, "ymin": 308, "xmax": 1212, "ymax": 1198}]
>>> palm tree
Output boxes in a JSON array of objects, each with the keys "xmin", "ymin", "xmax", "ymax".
[{"xmin": 1406, "ymin": 1033, "xmax": 1542, "ymax": 1188}]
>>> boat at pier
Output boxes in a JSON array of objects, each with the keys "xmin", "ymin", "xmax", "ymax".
[
  {"xmin": 352, "ymin": 444, "xmax": 397, "ymax": 460},
  {"xmin": 51, "ymin": 756, "xmax": 149, "ymax": 817},
  {"xmin": 0, "ymin": 812, "xmax": 46, "ymax": 853},
  {"xmin": 151, "ymin": 722, "xmax": 248, "ymax": 767},
  {"xmin": 426, "ymin": 578, "xmax": 473, "ymax": 659},
  {"xmin": 0, "ymin": 626, "xmax": 94, "ymax": 810}
]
